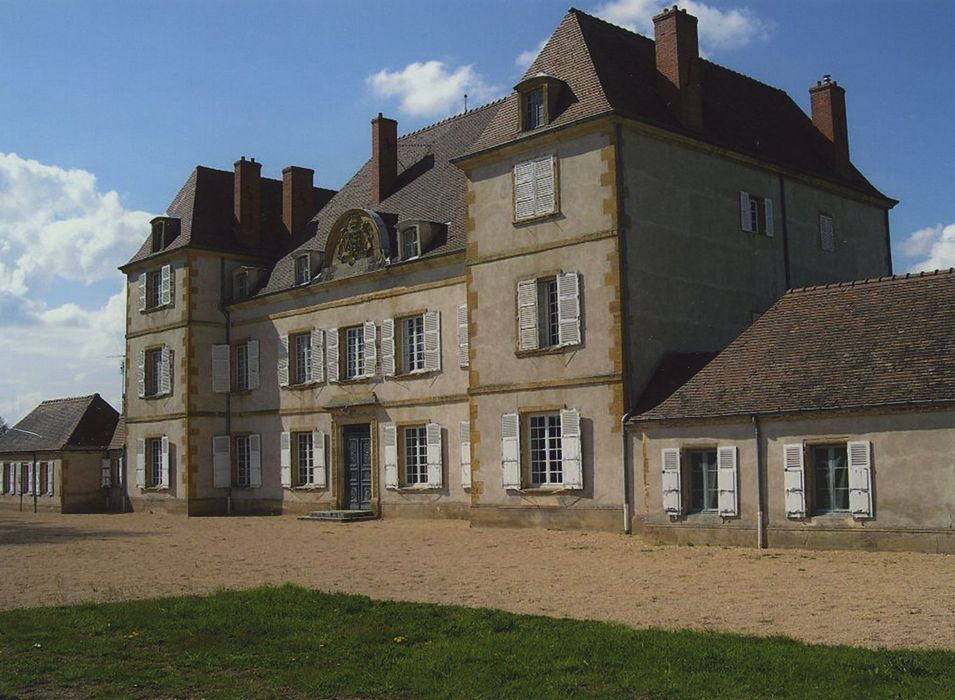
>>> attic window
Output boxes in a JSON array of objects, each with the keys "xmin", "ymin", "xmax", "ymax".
[
  {"xmin": 400, "ymin": 226, "xmax": 420, "ymax": 261},
  {"xmin": 294, "ymin": 254, "xmax": 311, "ymax": 286},
  {"xmin": 515, "ymin": 73, "xmax": 564, "ymax": 132},
  {"xmin": 524, "ymin": 88, "xmax": 545, "ymax": 130},
  {"xmin": 234, "ymin": 270, "xmax": 249, "ymax": 300},
  {"xmin": 150, "ymin": 217, "xmax": 180, "ymax": 252}
]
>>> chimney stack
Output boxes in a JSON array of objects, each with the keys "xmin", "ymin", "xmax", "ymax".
[
  {"xmin": 653, "ymin": 6, "xmax": 703, "ymax": 131},
  {"xmin": 234, "ymin": 156, "xmax": 262, "ymax": 249},
  {"xmin": 372, "ymin": 113, "xmax": 398, "ymax": 203},
  {"xmin": 810, "ymin": 76, "xmax": 850, "ymax": 176},
  {"xmin": 282, "ymin": 166, "xmax": 316, "ymax": 237}
]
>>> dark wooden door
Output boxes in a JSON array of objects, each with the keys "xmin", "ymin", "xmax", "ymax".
[{"xmin": 343, "ymin": 425, "xmax": 372, "ymax": 510}]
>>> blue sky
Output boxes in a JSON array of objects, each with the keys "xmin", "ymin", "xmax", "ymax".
[{"xmin": 1, "ymin": 0, "xmax": 953, "ymax": 423}]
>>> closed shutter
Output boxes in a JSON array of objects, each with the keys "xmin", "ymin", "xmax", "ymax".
[
  {"xmin": 160, "ymin": 264, "xmax": 172, "ymax": 306},
  {"xmin": 135, "ymin": 438, "xmax": 146, "ymax": 488},
  {"xmin": 363, "ymin": 321, "xmax": 377, "ymax": 378},
  {"xmin": 26, "ymin": 463, "xmax": 34, "ymax": 495},
  {"xmin": 764, "ymin": 198, "xmax": 775, "ymax": 237},
  {"xmin": 311, "ymin": 329, "xmax": 325, "ymax": 383},
  {"xmin": 717, "ymin": 446, "xmax": 739, "ymax": 517},
  {"xmin": 517, "ymin": 279, "xmax": 539, "ymax": 351},
  {"xmin": 138, "ymin": 273, "xmax": 147, "ymax": 311},
  {"xmin": 280, "ymin": 431, "xmax": 291, "ymax": 487},
  {"xmin": 426, "ymin": 422, "xmax": 443, "ymax": 488},
  {"xmin": 160, "ymin": 436, "xmax": 170, "ymax": 488},
  {"xmin": 313, "ymin": 430, "xmax": 327, "ymax": 488},
  {"xmin": 457, "ymin": 304, "xmax": 469, "ymax": 368},
  {"xmin": 820, "ymin": 215, "xmax": 835, "ymax": 251},
  {"xmin": 212, "ymin": 344, "xmax": 231, "ymax": 393},
  {"xmin": 383, "ymin": 425, "xmax": 398, "ymax": 490},
  {"xmin": 848, "ymin": 440, "xmax": 873, "ymax": 519},
  {"xmin": 277, "ymin": 335, "xmax": 289, "ymax": 387},
  {"xmin": 424, "ymin": 310, "xmax": 441, "ymax": 372},
  {"xmin": 783, "ymin": 443, "xmax": 806, "ymax": 519},
  {"xmin": 556, "ymin": 271, "xmax": 581, "ymax": 346},
  {"xmin": 46, "ymin": 461, "xmax": 55, "ymax": 496},
  {"xmin": 117, "ymin": 456, "xmax": 124, "ymax": 486},
  {"xmin": 380, "ymin": 319, "xmax": 396, "ymax": 376},
  {"xmin": 327, "ymin": 328, "xmax": 339, "ymax": 383},
  {"xmin": 514, "ymin": 160, "xmax": 535, "ymax": 220},
  {"xmin": 248, "ymin": 434, "xmax": 262, "ymax": 488},
  {"xmin": 247, "ymin": 340, "xmax": 259, "ymax": 390},
  {"xmin": 459, "ymin": 421, "xmax": 471, "ymax": 490},
  {"xmin": 739, "ymin": 192, "xmax": 753, "ymax": 232},
  {"xmin": 101, "ymin": 458, "xmax": 112, "ymax": 488},
  {"xmin": 137, "ymin": 349, "xmax": 146, "ymax": 398},
  {"xmin": 534, "ymin": 155, "xmax": 556, "ymax": 216},
  {"xmin": 159, "ymin": 346, "xmax": 172, "ymax": 395},
  {"xmin": 662, "ymin": 448, "xmax": 682, "ymax": 515},
  {"xmin": 213, "ymin": 435, "xmax": 231, "ymax": 488},
  {"xmin": 501, "ymin": 413, "xmax": 521, "ymax": 489},
  {"xmin": 560, "ymin": 408, "xmax": 583, "ymax": 489}
]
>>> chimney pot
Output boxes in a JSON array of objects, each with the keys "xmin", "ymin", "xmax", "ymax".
[{"xmin": 372, "ymin": 114, "xmax": 398, "ymax": 204}]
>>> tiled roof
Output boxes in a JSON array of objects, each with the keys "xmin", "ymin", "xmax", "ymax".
[
  {"xmin": 107, "ymin": 415, "xmax": 126, "ymax": 452},
  {"xmin": 465, "ymin": 9, "xmax": 890, "ymax": 202},
  {"xmin": 0, "ymin": 395, "xmax": 119, "ymax": 454},
  {"xmin": 633, "ymin": 270, "xmax": 955, "ymax": 421}
]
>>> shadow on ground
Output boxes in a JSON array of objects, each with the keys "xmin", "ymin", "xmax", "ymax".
[{"xmin": 0, "ymin": 516, "xmax": 149, "ymax": 546}]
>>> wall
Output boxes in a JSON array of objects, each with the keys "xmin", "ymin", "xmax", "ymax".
[{"xmin": 0, "ymin": 452, "xmax": 108, "ymax": 513}]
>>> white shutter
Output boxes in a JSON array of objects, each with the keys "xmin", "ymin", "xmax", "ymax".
[
  {"xmin": 26, "ymin": 463, "xmax": 34, "ymax": 495},
  {"xmin": 848, "ymin": 440, "xmax": 873, "ymax": 519},
  {"xmin": 556, "ymin": 271, "xmax": 581, "ymax": 347},
  {"xmin": 277, "ymin": 335, "xmax": 289, "ymax": 387},
  {"xmin": 457, "ymin": 304, "xmax": 469, "ymax": 368},
  {"xmin": 662, "ymin": 448, "xmax": 682, "ymax": 515},
  {"xmin": 534, "ymin": 155, "xmax": 556, "ymax": 216},
  {"xmin": 381, "ymin": 318, "xmax": 396, "ymax": 377},
  {"xmin": 137, "ymin": 349, "xmax": 146, "ymax": 398},
  {"xmin": 424, "ymin": 310, "xmax": 441, "ymax": 372},
  {"xmin": 560, "ymin": 408, "xmax": 583, "ymax": 489},
  {"xmin": 426, "ymin": 422, "xmax": 443, "ymax": 488},
  {"xmin": 247, "ymin": 340, "xmax": 259, "ymax": 390},
  {"xmin": 517, "ymin": 279, "xmax": 539, "ymax": 352},
  {"xmin": 47, "ymin": 461, "xmax": 55, "ymax": 496},
  {"xmin": 459, "ymin": 421, "xmax": 471, "ymax": 490},
  {"xmin": 363, "ymin": 321, "xmax": 377, "ymax": 378},
  {"xmin": 160, "ymin": 436, "xmax": 170, "ymax": 488},
  {"xmin": 311, "ymin": 329, "xmax": 325, "ymax": 383},
  {"xmin": 717, "ymin": 446, "xmax": 739, "ymax": 517},
  {"xmin": 280, "ymin": 431, "xmax": 292, "ymax": 487},
  {"xmin": 101, "ymin": 458, "xmax": 112, "ymax": 488},
  {"xmin": 248, "ymin": 434, "xmax": 261, "ymax": 488},
  {"xmin": 135, "ymin": 438, "xmax": 145, "ymax": 488},
  {"xmin": 138, "ymin": 272, "xmax": 147, "ymax": 311},
  {"xmin": 160, "ymin": 264, "xmax": 172, "ymax": 306},
  {"xmin": 159, "ymin": 346, "xmax": 172, "ymax": 395},
  {"xmin": 213, "ymin": 435, "xmax": 231, "ymax": 488},
  {"xmin": 327, "ymin": 328, "xmax": 339, "ymax": 383},
  {"xmin": 501, "ymin": 412, "xmax": 521, "ymax": 489},
  {"xmin": 514, "ymin": 160, "xmax": 535, "ymax": 220},
  {"xmin": 739, "ymin": 192, "xmax": 753, "ymax": 232},
  {"xmin": 313, "ymin": 430, "xmax": 327, "ymax": 488},
  {"xmin": 118, "ymin": 456, "xmax": 124, "ymax": 486},
  {"xmin": 383, "ymin": 424, "xmax": 398, "ymax": 490},
  {"xmin": 212, "ymin": 344, "xmax": 231, "ymax": 393},
  {"xmin": 783, "ymin": 443, "xmax": 806, "ymax": 519},
  {"xmin": 13, "ymin": 463, "xmax": 20, "ymax": 495},
  {"xmin": 764, "ymin": 198, "xmax": 775, "ymax": 237}
]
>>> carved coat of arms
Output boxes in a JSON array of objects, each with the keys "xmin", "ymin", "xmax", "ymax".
[{"xmin": 337, "ymin": 214, "xmax": 376, "ymax": 265}]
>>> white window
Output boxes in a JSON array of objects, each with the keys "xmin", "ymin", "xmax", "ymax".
[
  {"xmin": 233, "ymin": 435, "xmax": 263, "ymax": 488},
  {"xmin": 812, "ymin": 444, "xmax": 849, "ymax": 514},
  {"xmin": 403, "ymin": 425, "xmax": 428, "ymax": 486},
  {"xmin": 687, "ymin": 449, "xmax": 719, "ymax": 512},
  {"xmin": 517, "ymin": 272, "xmax": 580, "ymax": 352},
  {"xmin": 400, "ymin": 227, "xmax": 420, "ymax": 260},
  {"xmin": 234, "ymin": 270, "xmax": 249, "ymax": 299},
  {"xmin": 661, "ymin": 446, "xmax": 738, "ymax": 518},
  {"xmin": 234, "ymin": 342, "xmax": 249, "ymax": 392},
  {"xmin": 292, "ymin": 333, "xmax": 312, "ymax": 385},
  {"xmin": 138, "ymin": 264, "xmax": 172, "ymax": 311},
  {"xmin": 501, "ymin": 409, "xmax": 582, "ymax": 490},
  {"xmin": 401, "ymin": 315, "xmax": 425, "ymax": 373},
  {"xmin": 294, "ymin": 254, "xmax": 311, "ymax": 286},
  {"xmin": 145, "ymin": 347, "xmax": 164, "ymax": 397},
  {"xmin": 784, "ymin": 441, "xmax": 872, "ymax": 520},
  {"xmin": 296, "ymin": 432, "xmax": 314, "ymax": 486},
  {"xmin": 139, "ymin": 345, "xmax": 172, "ymax": 398},
  {"xmin": 739, "ymin": 192, "xmax": 774, "ymax": 237},
  {"xmin": 514, "ymin": 154, "xmax": 557, "ymax": 221},
  {"xmin": 529, "ymin": 413, "xmax": 562, "ymax": 486},
  {"xmin": 147, "ymin": 437, "xmax": 164, "ymax": 487},
  {"xmin": 820, "ymin": 214, "xmax": 835, "ymax": 252},
  {"xmin": 344, "ymin": 326, "xmax": 365, "ymax": 379},
  {"xmin": 384, "ymin": 422, "xmax": 442, "ymax": 489},
  {"xmin": 524, "ymin": 87, "xmax": 545, "ymax": 130}
]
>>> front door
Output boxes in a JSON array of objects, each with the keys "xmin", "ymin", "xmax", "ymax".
[{"xmin": 342, "ymin": 424, "xmax": 372, "ymax": 510}]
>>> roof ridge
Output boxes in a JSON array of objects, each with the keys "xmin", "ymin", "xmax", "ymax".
[
  {"xmin": 39, "ymin": 394, "xmax": 98, "ymax": 405},
  {"xmin": 786, "ymin": 268, "xmax": 955, "ymax": 294},
  {"xmin": 399, "ymin": 97, "xmax": 508, "ymax": 140}
]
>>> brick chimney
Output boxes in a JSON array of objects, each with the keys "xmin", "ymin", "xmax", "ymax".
[
  {"xmin": 653, "ymin": 6, "xmax": 703, "ymax": 131},
  {"xmin": 234, "ymin": 156, "xmax": 262, "ymax": 249},
  {"xmin": 282, "ymin": 166, "xmax": 316, "ymax": 237},
  {"xmin": 810, "ymin": 76, "xmax": 850, "ymax": 177},
  {"xmin": 372, "ymin": 113, "xmax": 398, "ymax": 203}
]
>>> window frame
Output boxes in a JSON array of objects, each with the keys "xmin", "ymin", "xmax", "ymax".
[
  {"xmin": 523, "ymin": 87, "xmax": 546, "ymax": 130},
  {"xmin": 233, "ymin": 342, "xmax": 250, "ymax": 392},
  {"xmin": 686, "ymin": 448, "xmax": 719, "ymax": 513},
  {"xmin": 343, "ymin": 325, "xmax": 365, "ymax": 380},
  {"xmin": 291, "ymin": 332, "xmax": 312, "ymax": 385},
  {"xmin": 513, "ymin": 154, "xmax": 559, "ymax": 223},
  {"xmin": 146, "ymin": 437, "xmax": 164, "ymax": 488},
  {"xmin": 294, "ymin": 431, "xmax": 315, "ymax": 487},
  {"xmin": 144, "ymin": 347, "xmax": 164, "ymax": 397},
  {"xmin": 145, "ymin": 270, "xmax": 162, "ymax": 309},
  {"xmin": 234, "ymin": 435, "xmax": 252, "ymax": 488},
  {"xmin": 399, "ymin": 314, "xmax": 426, "ymax": 374},
  {"xmin": 294, "ymin": 254, "xmax": 311, "ymax": 286},
  {"xmin": 810, "ymin": 442, "xmax": 850, "ymax": 515},
  {"xmin": 819, "ymin": 213, "xmax": 835, "ymax": 252},
  {"xmin": 537, "ymin": 277, "xmax": 559, "ymax": 349},
  {"xmin": 527, "ymin": 412, "xmax": 563, "ymax": 487},
  {"xmin": 402, "ymin": 424, "xmax": 429, "ymax": 487},
  {"xmin": 399, "ymin": 226, "xmax": 420, "ymax": 261}
]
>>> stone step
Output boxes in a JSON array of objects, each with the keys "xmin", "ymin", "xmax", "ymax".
[{"xmin": 298, "ymin": 509, "xmax": 377, "ymax": 523}]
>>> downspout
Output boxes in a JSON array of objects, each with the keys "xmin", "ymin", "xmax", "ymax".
[
  {"xmin": 752, "ymin": 414, "xmax": 765, "ymax": 549},
  {"xmin": 778, "ymin": 174, "xmax": 792, "ymax": 290},
  {"xmin": 615, "ymin": 122, "xmax": 634, "ymax": 535},
  {"xmin": 220, "ymin": 258, "xmax": 232, "ymax": 515}
]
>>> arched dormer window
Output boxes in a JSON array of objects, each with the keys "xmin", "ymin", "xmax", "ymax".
[
  {"xmin": 150, "ymin": 217, "xmax": 180, "ymax": 252},
  {"xmin": 514, "ymin": 73, "xmax": 565, "ymax": 132}
]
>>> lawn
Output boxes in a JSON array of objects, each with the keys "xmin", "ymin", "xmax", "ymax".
[{"xmin": 1, "ymin": 585, "xmax": 953, "ymax": 699}]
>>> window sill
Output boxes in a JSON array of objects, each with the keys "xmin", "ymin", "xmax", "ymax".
[
  {"xmin": 391, "ymin": 369, "xmax": 438, "ymax": 379},
  {"xmin": 140, "ymin": 393, "xmax": 172, "ymax": 400},
  {"xmin": 519, "ymin": 485, "xmax": 579, "ymax": 494},
  {"xmin": 288, "ymin": 485, "xmax": 326, "ymax": 491},
  {"xmin": 515, "ymin": 344, "xmax": 577, "ymax": 358},
  {"xmin": 339, "ymin": 376, "xmax": 374, "ymax": 384},
  {"xmin": 140, "ymin": 304, "xmax": 173, "ymax": 314},
  {"xmin": 283, "ymin": 381, "xmax": 319, "ymax": 391},
  {"xmin": 141, "ymin": 486, "xmax": 169, "ymax": 493},
  {"xmin": 396, "ymin": 484, "xmax": 440, "ymax": 492},
  {"xmin": 513, "ymin": 211, "xmax": 560, "ymax": 227}
]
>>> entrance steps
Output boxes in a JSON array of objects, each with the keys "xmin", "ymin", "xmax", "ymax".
[{"xmin": 298, "ymin": 510, "xmax": 376, "ymax": 523}]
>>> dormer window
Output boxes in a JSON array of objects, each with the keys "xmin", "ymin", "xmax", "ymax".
[
  {"xmin": 515, "ymin": 73, "xmax": 565, "ymax": 132},
  {"xmin": 400, "ymin": 226, "xmax": 420, "ymax": 261},
  {"xmin": 150, "ymin": 217, "xmax": 180, "ymax": 252},
  {"xmin": 524, "ymin": 88, "xmax": 545, "ymax": 130},
  {"xmin": 235, "ymin": 270, "xmax": 249, "ymax": 300},
  {"xmin": 294, "ymin": 254, "xmax": 311, "ymax": 286}
]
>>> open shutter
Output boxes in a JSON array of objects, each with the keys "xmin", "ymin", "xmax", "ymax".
[
  {"xmin": 534, "ymin": 155, "xmax": 556, "ymax": 216},
  {"xmin": 556, "ymin": 271, "xmax": 581, "ymax": 346},
  {"xmin": 514, "ymin": 160, "xmax": 535, "ymax": 220},
  {"xmin": 137, "ymin": 349, "xmax": 146, "ymax": 398},
  {"xmin": 159, "ymin": 346, "xmax": 172, "ymax": 395},
  {"xmin": 313, "ymin": 430, "xmax": 327, "ymax": 488},
  {"xmin": 363, "ymin": 321, "xmax": 377, "ymax": 377},
  {"xmin": 459, "ymin": 421, "xmax": 471, "ymax": 490},
  {"xmin": 848, "ymin": 440, "xmax": 873, "ymax": 519},
  {"xmin": 662, "ymin": 448, "xmax": 682, "ymax": 515},
  {"xmin": 764, "ymin": 198, "xmax": 775, "ymax": 237},
  {"xmin": 783, "ymin": 443, "xmax": 806, "ymax": 519},
  {"xmin": 383, "ymin": 424, "xmax": 398, "ymax": 489},
  {"xmin": 160, "ymin": 264, "xmax": 172, "ymax": 306},
  {"xmin": 517, "ymin": 279, "xmax": 539, "ymax": 351},
  {"xmin": 26, "ymin": 463, "xmax": 34, "ymax": 495},
  {"xmin": 213, "ymin": 435, "xmax": 231, "ymax": 488},
  {"xmin": 247, "ymin": 340, "xmax": 259, "ymax": 390},
  {"xmin": 280, "ymin": 432, "xmax": 291, "ymax": 487},
  {"xmin": 501, "ymin": 413, "xmax": 521, "ymax": 490},
  {"xmin": 101, "ymin": 458, "xmax": 112, "ymax": 488},
  {"xmin": 424, "ymin": 310, "xmax": 441, "ymax": 372},
  {"xmin": 457, "ymin": 304, "xmax": 469, "ymax": 368},
  {"xmin": 426, "ymin": 422, "xmax": 443, "ymax": 488},
  {"xmin": 138, "ymin": 273, "xmax": 147, "ymax": 311},
  {"xmin": 160, "ymin": 436, "xmax": 170, "ymax": 488},
  {"xmin": 327, "ymin": 328, "xmax": 339, "ymax": 383},
  {"xmin": 717, "ymin": 446, "xmax": 739, "ymax": 517},
  {"xmin": 277, "ymin": 335, "xmax": 289, "ymax": 387},
  {"xmin": 380, "ymin": 319, "xmax": 396, "ymax": 377},
  {"xmin": 248, "ymin": 434, "xmax": 261, "ymax": 488},
  {"xmin": 311, "ymin": 329, "xmax": 325, "ymax": 383},
  {"xmin": 560, "ymin": 408, "xmax": 583, "ymax": 489},
  {"xmin": 46, "ymin": 461, "xmax": 55, "ymax": 496},
  {"xmin": 135, "ymin": 438, "xmax": 145, "ymax": 488},
  {"xmin": 212, "ymin": 344, "xmax": 231, "ymax": 393},
  {"xmin": 739, "ymin": 192, "xmax": 753, "ymax": 232}
]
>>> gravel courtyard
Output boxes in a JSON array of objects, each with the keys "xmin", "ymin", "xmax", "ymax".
[{"xmin": 3, "ymin": 510, "xmax": 954, "ymax": 650}]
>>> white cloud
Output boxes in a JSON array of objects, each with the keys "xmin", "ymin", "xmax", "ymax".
[
  {"xmin": 516, "ymin": 39, "xmax": 548, "ymax": 71},
  {"xmin": 367, "ymin": 61, "xmax": 500, "ymax": 118},
  {"xmin": 902, "ymin": 223, "xmax": 955, "ymax": 272},
  {"xmin": 595, "ymin": 0, "xmax": 771, "ymax": 52}
]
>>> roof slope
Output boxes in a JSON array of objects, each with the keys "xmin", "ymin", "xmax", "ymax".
[
  {"xmin": 634, "ymin": 270, "xmax": 955, "ymax": 421},
  {"xmin": 0, "ymin": 394, "xmax": 119, "ymax": 454},
  {"xmin": 467, "ymin": 9, "xmax": 889, "ymax": 201}
]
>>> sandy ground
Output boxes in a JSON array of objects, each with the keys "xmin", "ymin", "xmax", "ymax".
[{"xmin": 2, "ymin": 511, "xmax": 955, "ymax": 651}]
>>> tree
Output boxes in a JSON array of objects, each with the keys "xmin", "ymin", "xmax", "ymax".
[{"xmin": 0, "ymin": 417, "xmax": 7, "ymax": 437}]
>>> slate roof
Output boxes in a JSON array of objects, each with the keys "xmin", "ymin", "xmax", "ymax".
[
  {"xmin": 107, "ymin": 415, "xmax": 126, "ymax": 452},
  {"xmin": 464, "ymin": 9, "xmax": 891, "ymax": 202},
  {"xmin": 0, "ymin": 395, "xmax": 120, "ymax": 454},
  {"xmin": 633, "ymin": 270, "xmax": 955, "ymax": 421}
]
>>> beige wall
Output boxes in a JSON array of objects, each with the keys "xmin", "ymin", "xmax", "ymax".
[
  {"xmin": 0, "ymin": 452, "xmax": 108, "ymax": 513},
  {"xmin": 124, "ymin": 417, "xmax": 188, "ymax": 511}
]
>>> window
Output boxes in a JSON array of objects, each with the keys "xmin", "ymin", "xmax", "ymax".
[
  {"xmin": 146, "ymin": 437, "xmax": 164, "ymax": 488},
  {"xmin": 234, "ymin": 342, "xmax": 249, "ymax": 392},
  {"xmin": 150, "ymin": 218, "xmax": 179, "ymax": 251},
  {"xmin": 292, "ymin": 332, "xmax": 312, "ymax": 385},
  {"xmin": 344, "ymin": 326, "xmax": 365, "ymax": 379},
  {"xmin": 145, "ymin": 347, "xmax": 164, "ymax": 397},
  {"xmin": 661, "ymin": 446, "xmax": 738, "ymax": 517},
  {"xmin": 138, "ymin": 264, "xmax": 172, "ymax": 311},
  {"xmin": 811, "ymin": 444, "xmax": 849, "ymax": 514},
  {"xmin": 146, "ymin": 271, "xmax": 162, "ymax": 308},
  {"xmin": 401, "ymin": 315, "xmax": 425, "ymax": 373},
  {"xmin": 294, "ymin": 254, "xmax": 311, "ymax": 286},
  {"xmin": 235, "ymin": 435, "xmax": 252, "ymax": 488},
  {"xmin": 524, "ymin": 88, "xmax": 545, "ymax": 130},
  {"xmin": 295, "ymin": 432, "xmax": 314, "ymax": 486},
  {"xmin": 739, "ymin": 192, "xmax": 774, "ymax": 236},
  {"xmin": 783, "ymin": 441, "xmax": 872, "ymax": 520},
  {"xmin": 400, "ymin": 227, "xmax": 420, "ymax": 261},
  {"xmin": 234, "ymin": 270, "xmax": 249, "ymax": 300},
  {"xmin": 383, "ymin": 423, "xmax": 443, "ymax": 489},
  {"xmin": 501, "ymin": 409, "xmax": 582, "ymax": 490},
  {"xmin": 687, "ymin": 449, "xmax": 719, "ymax": 513},
  {"xmin": 529, "ymin": 413, "xmax": 562, "ymax": 487},
  {"xmin": 538, "ymin": 278, "xmax": 559, "ymax": 348},
  {"xmin": 403, "ymin": 425, "xmax": 429, "ymax": 486},
  {"xmin": 514, "ymin": 154, "xmax": 557, "ymax": 221},
  {"xmin": 517, "ymin": 272, "xmax": 580, "ymax": 352},
  {"xmin": 819, "ymin": 214, "xmax": 835, "ymax": 252}
]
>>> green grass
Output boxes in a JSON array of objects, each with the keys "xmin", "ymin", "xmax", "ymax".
[{"xmin": 1, "ymin": 585, "xmax": 954, "ymax": 699}]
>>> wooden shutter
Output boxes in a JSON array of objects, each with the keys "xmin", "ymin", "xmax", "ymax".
[
  {"xmin": 717, "ymin": 446, "xmax": 738, "ymax": 517},
  {"xmin": 739, "ymin": 192, "xmax": 753, "ymax": 232},
  {"xmin": 248, "ymin": 434, "xmax": 261, "ymax": 488},
  {"xmin": 135, "ymin": 438, "xmax": 145, "ymax": 488},
  {"xmin": 848, "ymin": 440, "xmax": 873, "ymax": 519},
  {"xmin": 280, "ymin": 431, "xmax": 291, "ymax": 487},
  {"xmin": 764, "ymin": 198, "xmax": 775, "ymax": 237},
  {"xmin": 213, "ymin": 435, "xmax": 231, "ymax": 488},
  {"xmin": 383, "ymin": 425, "xmax": 398, "ymax": 490},
  {"xmin": 311, "ymin": 329, "xmax": 325, "ymax": 383},
  {"xmin": 517, "ymin": 279, "xmax": 539, "ymax": 351},
  {"xmin": 212, "ymin": 344, "xmax": 231, "ymax": 393},
  {"xmin": 277, "ymin": 335, "xmax": 289, "ymax": 387},
  {"xmin": 424, "ymin": 310, "xmax": 441, "ymax": 372},
  {"xmin": 426, "ymin": 423, "xmax": 443, "ymax": 488},
  {"xmin": 662, "ymin": 448, "xmax": 682, "ymax": 515},
  {"xmin": 363, "ymin": 321, "xmax": 377, "ymax": 377},
  {"xmin": 501, "ymin": 413, "xmax": 521, "ymax": 489},
  {"xmin": 137, "ymin": 349, "xmax": 146, "ymax": 398},
  {"xmin": 380, "ymin": 319, "xmax": 396, "ymax": 376},
  {"xmin": 560, "ymin": 408, "xmax": 583, "ymax": 489},
  {"xmin": 138, "ymin": 273, "xmax": 147, "ymax": 311},
  {"xmin": 160, "ymin": 264, "xmax": 172, "ymax": 306},
  {"xmin": 159, "ymin": 346, "xmax": 172, "ymax": 395},
  {"xmin": 327, "ymin": 328, "xmax": 339, "ymax": 383},
  {"xmin": 556, "ymin": 271, "xmax": 581, "ymax": 346},
  {"xmin": 457, "ymin": 304, "xmax": 469, "ymax": 368},
  {"xmin": 46, "ymin": 462, "xmax": 55, "ymax": 496},
  {"xmin": 783, "ymin": 443, "xmax": 806, "ymax": 519},
  {"xmin": 514, "ymin": 160, "xmax": 535, "ymax": 220},
  {"xmin": 459, "ymin": 421, "xmax": 471, "ymax": 490},
  {"xmin": 160, "ymin": 436, "xmax": 170, "ymax": 488},
  {"xmin": 534, "ymin": 155, "xmax": 556, "ymax": 216},
  {"xmin": 247, "ymin": 340, "xmax": 259, "ymax": 390},
  {"xmin": 313, "ymin": 430, "xmax": 327, "ymax": 488}
]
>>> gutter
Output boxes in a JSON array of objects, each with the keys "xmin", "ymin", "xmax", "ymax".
[
  {"xmin": 614, "ymin": 122, "xmax": 634, "ymax": 536},
  {"xmin": 220, "ymin": 257, "xmax": 233, "ymax": 515}
]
